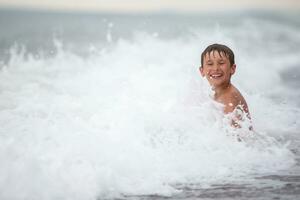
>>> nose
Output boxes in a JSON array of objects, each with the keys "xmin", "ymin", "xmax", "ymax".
[{"xmin": 211, "ymin": 63, "xmax": 220, "ymax": 71}]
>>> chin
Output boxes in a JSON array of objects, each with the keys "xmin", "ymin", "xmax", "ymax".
[{"xmin": 208, "ymin": 81, "xmax": 224, "ymax": 88}]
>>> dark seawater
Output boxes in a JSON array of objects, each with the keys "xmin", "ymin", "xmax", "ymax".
[{"xmin": 0, "ymin": 8, "xmax": 300, "ymax": 200}]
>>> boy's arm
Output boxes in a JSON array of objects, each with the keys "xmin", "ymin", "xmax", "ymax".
[
  {"xmin": 223, "ymin": 93, "xmax": 251, "ymax": 129},
  {"xmin": 223, "ymin": 91, "xmax": 249, "ymax": 115}
]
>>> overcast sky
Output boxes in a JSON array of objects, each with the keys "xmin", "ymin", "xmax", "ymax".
[{"xmin": 0, "ymin": 0, "xmax": 299, "ymax": 12}]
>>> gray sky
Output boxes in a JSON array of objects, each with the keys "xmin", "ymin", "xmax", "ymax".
[{"xmin": 0, "ymin": 0, "xmax": 299, "ymax": 12}]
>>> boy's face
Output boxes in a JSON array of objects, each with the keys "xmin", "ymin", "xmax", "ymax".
[{"xmin": 200, "ymin": 51, "xmax": 236, "ymax": 89}]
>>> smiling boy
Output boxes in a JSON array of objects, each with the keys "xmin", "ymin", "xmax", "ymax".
[{"xmin": 199, "ymin": 44, "xmax": 251, "ymax": 128}]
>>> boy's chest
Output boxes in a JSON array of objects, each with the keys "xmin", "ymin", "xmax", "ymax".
[
  {"xmin": 214, "ymin": 92, "xmax": 238, "ymax": 113},
  {"xmin": 215, "ymin": 93, "xmax": 233, "ymax": 105}
]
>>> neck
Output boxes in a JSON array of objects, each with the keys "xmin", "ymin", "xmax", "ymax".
[{"xmin": 213, "ymin": 82, "xmax": 231, "ymax": 99}]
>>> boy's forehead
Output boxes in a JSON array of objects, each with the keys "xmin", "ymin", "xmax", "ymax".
[{"xmin": 204, "ymin": 51, "xmax": 228, "ymax": 60}]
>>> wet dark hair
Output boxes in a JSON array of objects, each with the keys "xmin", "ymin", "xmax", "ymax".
[{"xmin": 201, "ymin": 43, "xmax": 235, "ymax": 66}]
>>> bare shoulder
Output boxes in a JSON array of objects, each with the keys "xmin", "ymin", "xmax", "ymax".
[
  {"xmin": 222, "ymin": 85, "xmax": 249, "ymax": 115},
  {"xmin": 216, "ymin": 85, "xmax": 252, "ymax": 130}
]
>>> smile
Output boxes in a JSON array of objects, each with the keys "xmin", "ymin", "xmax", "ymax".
[{"xmin": 209, "ymin": 74, "xmax": 223, "ymax": 79}]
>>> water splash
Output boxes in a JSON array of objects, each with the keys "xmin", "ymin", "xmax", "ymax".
[{"xmin": 0, "ymin": 33, "xmax": 298, "ymax": 200}]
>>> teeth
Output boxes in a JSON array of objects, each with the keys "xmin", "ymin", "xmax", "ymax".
[{"xmin": 210, "ymin": 74, "xmax": 222, "ymax": 78}]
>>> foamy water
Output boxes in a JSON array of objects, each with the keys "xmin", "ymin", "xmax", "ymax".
[{"xmin": 0, "ymin": 10, "xmax": 300, "ymax": 200}]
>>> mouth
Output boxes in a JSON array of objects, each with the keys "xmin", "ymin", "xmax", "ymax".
[{"xmin": 209, "ymin": 73, "xmax": 223, "ymax": 79}]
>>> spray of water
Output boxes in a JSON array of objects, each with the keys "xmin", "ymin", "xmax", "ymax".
[{"xmin": 0, "ymin": 32, "xmax": 298, "ymax": 200}]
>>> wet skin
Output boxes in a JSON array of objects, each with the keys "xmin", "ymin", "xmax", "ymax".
[{"xmin": 200, "ymin": 51, "xmax": 250, "ymax": 118}]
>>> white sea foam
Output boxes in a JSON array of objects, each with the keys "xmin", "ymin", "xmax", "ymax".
[{"xmin": 0, "ymin": 32, "xmax": 299, "ymax": 200}]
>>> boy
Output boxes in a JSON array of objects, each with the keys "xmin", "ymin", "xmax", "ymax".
[{"xmin": 199, "ymin": 43, "xmax": 251, "ymax": 128}]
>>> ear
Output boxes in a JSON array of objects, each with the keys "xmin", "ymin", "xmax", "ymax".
[
  {"xmin": 230, "ymin": 64, "xmax": 236, "ymax": 75},
  {"xmin": 199, "ymin": 66, "xmax": 205, "ymax": 77}
]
